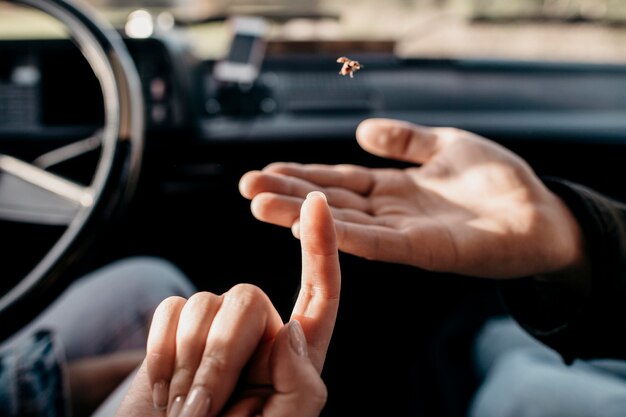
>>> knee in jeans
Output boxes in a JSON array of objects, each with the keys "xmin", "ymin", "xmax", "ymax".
[
  {"xmin": 75, "ymin": 256, "xmax": 196, "ymax": 301},
  {"xmin": 470, "ymin": 349, "xmax": 567, "ymax": 417},
  {"xmin": 107, "ymin": 256, "xmax": 180, "ymax": 282}
]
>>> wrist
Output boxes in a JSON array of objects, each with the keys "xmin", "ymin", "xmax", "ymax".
[{"xmin": 535, "ymin": 190, "xmax": 591, "ymax": 299}]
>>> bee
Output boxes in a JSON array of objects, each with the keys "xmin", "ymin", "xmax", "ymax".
[{"xmin": 337, "ymin": 56, "xmax": 363, "ymax": 78}]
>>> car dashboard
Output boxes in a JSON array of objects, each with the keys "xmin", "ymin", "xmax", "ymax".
[
  {"xmin": 4, "ymin": 35, "xmax": 626, "ymax": 201},
  {"xmin": 5, "ymin": 36, "xmax": 626, "ymax": 140}
]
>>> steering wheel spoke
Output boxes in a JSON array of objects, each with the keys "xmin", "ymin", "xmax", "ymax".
[
  {"xmin": 0, "ymin": 154, "xmax": 92, "ymax": 225},
  {"xmin": 0, "ymin": 0, "xmax": 144, "ymax": 342}
]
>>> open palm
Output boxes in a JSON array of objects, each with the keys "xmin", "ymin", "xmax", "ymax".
[{"xmin": 239, "ymin": 118, "xmax": 584, "ymax": 279}]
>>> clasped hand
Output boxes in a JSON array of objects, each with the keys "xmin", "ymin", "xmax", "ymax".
[{"xmin": 115, "ymin": 191, "xmax": 339, "ymax": 417}]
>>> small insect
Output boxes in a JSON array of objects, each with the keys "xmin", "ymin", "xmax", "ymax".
[{"xmin": 337, "ymin": 56, "xmax": 363, "ymax": 78}]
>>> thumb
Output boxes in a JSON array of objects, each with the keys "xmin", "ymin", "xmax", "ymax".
[
  {"xmin": 262, "ymin": 320, "xmax": 328, "ymax": 417},
  {"xmin": 356, "ymin": 118, "xmax": 442, "ymax": 164}
]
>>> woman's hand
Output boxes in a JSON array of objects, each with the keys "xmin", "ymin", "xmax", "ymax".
[{"xmin": 116, "ymin": 191, "xmax": 340, "ymax": 417}]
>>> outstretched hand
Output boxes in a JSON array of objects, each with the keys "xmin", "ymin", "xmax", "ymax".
[
  {"xmin": 115, "ymin": 192, "xmax": 339, "ymax": 417},
  {"xmin": 239, "ymin": 118, "xmax": 585, "ymax": 279}
]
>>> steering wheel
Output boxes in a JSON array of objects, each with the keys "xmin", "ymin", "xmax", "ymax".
[{"xmin": 0, "ymin": 0, "xmax": 144, "ymax": 340}]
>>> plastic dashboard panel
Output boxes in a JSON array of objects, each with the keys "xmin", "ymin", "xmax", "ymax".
[
  {"xmin": 3, "ymin": 37, "xmax": 626, "ymax": 147},
  {"xmin": 201, "ymin": 57, "xmax": 626, "ymax": 144},
  {"xmin": 0, "ymin": 37, "xmax": 197, "ymax": 140}
]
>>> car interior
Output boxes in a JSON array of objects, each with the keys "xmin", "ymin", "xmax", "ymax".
[{"xmin": 2, "ymin": 0, "xmax": 626, "ymax": 416}]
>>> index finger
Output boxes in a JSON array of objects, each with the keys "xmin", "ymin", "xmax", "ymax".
[
  {"xmin": 146, "ymin": 296, "xmax": 187, "ymax": 410},
  {"xmin": 290, "ymin": 191, "xmax": 341, "ymax": 373}
]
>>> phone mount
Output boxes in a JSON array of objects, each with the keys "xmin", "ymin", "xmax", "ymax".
[
  {"xmin": 212, "ymin": 16, "xmax": 268, "ymax": 85},
  {"xmin": 208, "ymin": 16, "xmax": 273, "ymax": 116}
]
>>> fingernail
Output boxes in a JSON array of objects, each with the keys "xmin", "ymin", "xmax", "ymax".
[
  {"xmin": 289, "ymin": 320, "xmax": 308, "ymax": 357},
  {"xmin": 307, "ymin": 191, "xmax": 327, "ymax": 201},
  {"xmin": 291, "ymin": 221, "xmax": 300, "ymax": 238},
  {"xmin": 168, "ymin": 395, "xmax": 185, "ymax": 417},
  {"xmin": 153, "ymin": 380, "xmax": 168, "ymax": 410},
  {"xmin": 179, "ymin": 386, "xmax": 211, "ymax": 417}
]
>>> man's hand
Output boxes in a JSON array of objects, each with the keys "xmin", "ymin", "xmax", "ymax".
[
  {"xmin": 115, "ymin": 191, "xmax": 339, "ymax": 417},
  {"xmin": 239, "ymin": 118, "xmax": 586, "ymax": 279}
]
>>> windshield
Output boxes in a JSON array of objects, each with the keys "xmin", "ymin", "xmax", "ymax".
[{"xmin": 3, "ymin": 0, "xmax": 626, "ymax": 64}]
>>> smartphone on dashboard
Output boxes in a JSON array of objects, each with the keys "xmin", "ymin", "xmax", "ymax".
[{"xmin": 212, "ymin": 16, "xmax": 268, "ymax": 84}]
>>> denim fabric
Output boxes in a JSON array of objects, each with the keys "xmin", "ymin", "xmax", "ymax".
[
  {"xmin": 0, "ymin": 330, "xmax": 68, "ymax": 417},
  {"xmin": 469, "ymin": 317, "xmax": 626, "ymax": 417},
  {"xmin": 0, "ymin": 256, "xmax": 195, "ymax": 417}
]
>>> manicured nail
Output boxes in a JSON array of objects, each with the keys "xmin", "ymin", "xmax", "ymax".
[
  {"xmin": 168, "ymin": 395, "xmax": 185, "ymax": 417},
  {"xmin": 289, "ymin": 320, "xmax": 308, "ymax": 357},
  {"xmin": 153, "ymin": 380, "xmax": 168, "ymax": 410},
  {"xmin": 179, "ymin": 386, "xmax": 211, "ymax": 417}
]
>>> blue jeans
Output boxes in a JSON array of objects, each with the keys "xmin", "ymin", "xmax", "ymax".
[
  {"xmin": 469, "ymin": 316, "xmax": 626, "ymax": 417},
  {"xmin": 0, "ymin": 256, "xmax": 195, "ymax": 417}
]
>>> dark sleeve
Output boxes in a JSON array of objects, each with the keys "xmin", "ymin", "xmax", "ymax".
[{"xmin": 499, "ymin": 177, "xmax": 626, "ymax": 364}]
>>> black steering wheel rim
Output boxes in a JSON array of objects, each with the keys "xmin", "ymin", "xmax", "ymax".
[{"xmin": 0, "ymin": 0, "xmax": 144, "ymax": 341}]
